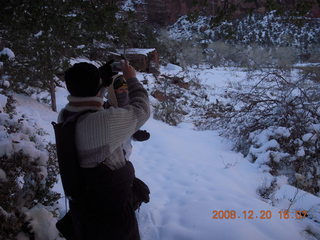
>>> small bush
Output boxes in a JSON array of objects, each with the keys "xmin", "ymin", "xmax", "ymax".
[{"xmin": 0, "ymin": 93, "xmax": 60, "ymax": 239}]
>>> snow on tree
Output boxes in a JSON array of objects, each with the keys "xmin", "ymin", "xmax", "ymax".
[
  {"xmin": 0, "ymin": 91, "xmax": 60, "ymax": 240},
  {"xmin": 197, "ymin": 68, "xmax": 320, "ymax": 196}
]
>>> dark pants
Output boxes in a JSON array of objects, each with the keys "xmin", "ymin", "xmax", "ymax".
[{"xmin": 58, "ymin": 162, "xmax": 140, "ymax": 240}]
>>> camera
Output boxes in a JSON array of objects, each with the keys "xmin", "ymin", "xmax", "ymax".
[{"xmin": 110, "ymin": 62, "xmax": 122, "ymax": 72}]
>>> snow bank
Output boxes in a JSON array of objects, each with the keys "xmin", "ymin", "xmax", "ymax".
[{"xmin": 133, "ymin": 118, "xmax": 311, "ymax": 240}]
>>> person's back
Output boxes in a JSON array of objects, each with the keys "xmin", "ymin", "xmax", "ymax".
[{"xmin": 57, "ymin": 61, "xmax": 150, "ymax": 240}]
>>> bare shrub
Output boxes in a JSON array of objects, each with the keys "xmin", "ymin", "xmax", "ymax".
[
  {"xmin": 152, "ymin": 72, "xmax": 209, "ymax": 126},
  {"xmin": 152, "ymin": 74, "xmax": 188, "ymax": 126},
  {"xmin": 200, "ymin": 68, "xmax": 320, "ymax": 195}
]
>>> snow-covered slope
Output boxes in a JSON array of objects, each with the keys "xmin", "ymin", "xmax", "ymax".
[
  {"xmin": 9, "ymin": 66, "xmax": 320, "ymax": 239},
  {"xmin": 168, "ymin": 12, "xmax": 320, "ymax": 47},
  {"xmin": 133, "ymin": 119, "xmax": 316, "ymax": 240}
]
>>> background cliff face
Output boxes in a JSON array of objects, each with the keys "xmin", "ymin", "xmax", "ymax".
[{"xmin": 131, "ymin": 0, "xmax": 320, "ymax": 25}]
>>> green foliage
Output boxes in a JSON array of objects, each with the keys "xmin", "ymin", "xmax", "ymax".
[{"xmin": 0, "ymin": 0, "xmax": 121, "ymax": 111}]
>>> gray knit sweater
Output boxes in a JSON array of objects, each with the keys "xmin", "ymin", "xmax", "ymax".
[{"xmin": 58, "ymin": 77, "xmax": 150, "ymax": 170}]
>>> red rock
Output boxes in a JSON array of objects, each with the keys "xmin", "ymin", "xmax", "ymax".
[
  {"xmin": 131, "ymin": 0, "xmax": 320, "ymax": 25},
  {"xmin": 151, "ymin": 90, "xmax": 168, "ymax": 102},
  {"xmin": 109, "ymin": 48, "xmax": 159, "ymax": 73}
]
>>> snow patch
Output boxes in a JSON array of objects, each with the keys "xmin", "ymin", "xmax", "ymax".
[
  {"xmin": 116, "ymin": 48, "xmax": 156, "ymax": 56},
  {"xmin": 34, "ymin": 31, "xmax": 43, "ymax": 38},
  {"xmin": 24, "ymin": 204, "xmax": 59, "ymax": 240},
  {"xmin": 0, "ymin": 48, "xmax": 15, "ymax": 60}
]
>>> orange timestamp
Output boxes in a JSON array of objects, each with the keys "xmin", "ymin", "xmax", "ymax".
[{"xmin": 211, "ymin": 210, "xmax": 308, "ymax": 220}]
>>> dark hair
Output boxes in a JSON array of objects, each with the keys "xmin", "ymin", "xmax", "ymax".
[{"xmin": 64, "ymin": 62, "xmax": 101, "ymax": 97}]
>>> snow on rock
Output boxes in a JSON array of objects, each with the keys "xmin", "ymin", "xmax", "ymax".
[
  {"xmin": 0, "ymin": 48, "xmax": 15, "ymax": 59},
  {"xmin": 23, "ymin": 204, "xmax": 60, "ymax": 240},
  {"xmin": 160, "ymin": 63, "xmax": 183, "ymax": 76},
  {"xmin": 116, "ymin": 48, "xmax": 156, "ymax": 56}
]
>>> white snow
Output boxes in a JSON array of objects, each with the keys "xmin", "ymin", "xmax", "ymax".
[
  {"xmin": 116, "ymin": 48, "xmax": 156, "ymax": 56},
  {"xmin": 4, "ymin": 65, "xmax": 319, "ymax": 240},
  {"xmin": 69, "ymin": 58, "xmax": 100, "ymax": 67},
  {"xmin": 121, "ymin": 0, "xmax": 135, "ymax": 11},
  {"xmin": 1, "ymin": 80, "xmax": 10, "ymax": 88},
  {"xmin": 160, "ymin": 64, "xmax": 184, "ymax": 76},
  {"xmin": 24, "ymin": 204, "xmax": 60, "ymax": 240},
  {"xmin": 302, "ymin": 133, "xmax": 313, "ymax": 142},
  {"xmin": 34, "ymin": 31, "xmax": 43, "ymax": 38},
  {"xmin": 132, "ymin": 119, "xmax": 311, "ymax": 240},
  {"xmin": 0, "ymin": 48, "xmax": 15, "ymax": 59}
]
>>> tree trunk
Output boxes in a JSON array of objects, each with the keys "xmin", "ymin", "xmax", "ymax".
[{"xmin": 50, "ymin": 78, "xmax": 57, "ymax": 112}]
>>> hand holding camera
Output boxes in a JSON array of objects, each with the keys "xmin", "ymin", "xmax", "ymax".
[
  {"xmin": 99, "ymin": 59, "xmax": 136, "ymax": 88},
  {"xmin": 110, "ymin": 60, "xmax": 137, "ymax": 80},
  {"xmin": 121, "ymin": 60, "xmax": 136, "ymax": 80}
]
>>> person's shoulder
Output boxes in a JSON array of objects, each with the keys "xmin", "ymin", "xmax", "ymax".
[{"xmin": 80, "ymin": 107, "xmax": 130, "ymax": 122}]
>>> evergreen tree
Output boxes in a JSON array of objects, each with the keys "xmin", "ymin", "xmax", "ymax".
[
  {"xmin": 1, "ymin": 0, "xmax": 79, "ymax": 111},
  {"xmin": 0, "ymin": 0, "xmax": 119, "ymax": 111}
]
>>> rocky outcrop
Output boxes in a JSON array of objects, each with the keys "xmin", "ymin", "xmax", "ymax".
[
  {"xmin": 145, "ymin": 0, "xmax": 214, "ymax": 25},
  {"xmin": 129, "ymin": 0, "xmax": 320, "ymax": 26},
  {"xmin": 109, "ymin": 48, "xmax": 160, "ymax": 73}
]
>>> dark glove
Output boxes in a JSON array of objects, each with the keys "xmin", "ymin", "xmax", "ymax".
[
  {"xmin": 132, "ymin": 130, "xmax": 150, "ymax": 142},
  {"xmin": 132, "ymin": 177, "xmax": 150, "ymax": 210},
  {"xmin": 98, "ymin": 60, "xmax": 117, "ymax": 87}
]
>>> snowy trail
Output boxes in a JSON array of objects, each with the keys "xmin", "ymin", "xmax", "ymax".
[
  {"xmin": 133, "ymin": 119, "xmax": 306, "ymax": 240},
  {"xmin": 13, "ymin": 93, "xmax": 311, "ymax": 240}
]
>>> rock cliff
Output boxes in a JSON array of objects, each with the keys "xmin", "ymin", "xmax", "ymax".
[{"xmin": 121, "ymin": 0, "xmax": 320, "ymax": 26}]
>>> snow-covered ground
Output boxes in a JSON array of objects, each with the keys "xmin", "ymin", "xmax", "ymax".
[{"xmin": 11, "ymin": 64, "xmax": 320, "ymax": 240}]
